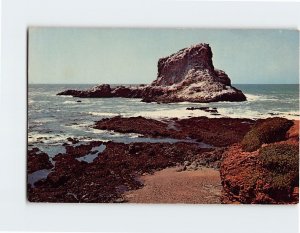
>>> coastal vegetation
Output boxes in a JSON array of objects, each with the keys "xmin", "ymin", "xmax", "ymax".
[{"xmin": 241, "ymin": 117, "xmax": 293, "ymax": 152}]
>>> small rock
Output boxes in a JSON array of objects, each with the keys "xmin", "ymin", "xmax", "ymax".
[
  {"xmin": 114, "ymin": 197, "xmax": 125, "ymax": 203},
  {"xmin": 175, "ymin": 166, "xmax": 185, "ymax": 172},
  {"xmin": 183, "ymin": 161, "xmax": 190, "ymax": 166}
]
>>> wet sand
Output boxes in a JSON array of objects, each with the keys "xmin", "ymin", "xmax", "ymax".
[{"xmin": 124, "ymin": 167, "xmax": 222, "ymax": 204}]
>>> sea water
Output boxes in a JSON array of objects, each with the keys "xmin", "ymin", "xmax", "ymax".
[{"xmin": 28, "ymin": 84, "xmax": 299, "ymax": 153}]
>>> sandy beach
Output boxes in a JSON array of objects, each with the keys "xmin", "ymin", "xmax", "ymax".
[{"xmin": 124, "ymin": 167, "xmax": 221, "ymax": 204}]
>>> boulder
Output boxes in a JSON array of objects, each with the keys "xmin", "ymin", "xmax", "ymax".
[
  {"xmin": 82, "ymin": 84, "xmax": 112, "ymax": 98},
  {"xmin": 27, "ymin": 147, "xmax": 53, "ymax": 173}
]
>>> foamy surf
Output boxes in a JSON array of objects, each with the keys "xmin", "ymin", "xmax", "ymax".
[
  {"xmin": 130, "ymin": 107, "xmax": 217, "ymax": 119},
  {"xmin": 245, "ymin": 93, "xmax": 278, "ymax": 102},
  {"xmin": 63, "ymin": 100, "xmax": 80, "ymax": 104},
  {"xmin": 88, "ymin": 112, "xmax": 120, "ymax": 117},
  {"xmin": 130, "ymin": 107, "xmax": 300, "ymax": 121},
  {"xmin": 28, "ymin": 133, "xmax": 74, "ymax": 144}
]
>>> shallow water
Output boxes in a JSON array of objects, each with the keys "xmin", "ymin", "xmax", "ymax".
[
  {"xmin": 28, "ymin": 84, "xmax": 299, "ymax": 147},
  {"xmin": 28, "ymin": 169, "xmax": 52, "ymax": 187},
  {"xmin": 76, "ymin": 144, "xmax": 106, "ymax": 163}
]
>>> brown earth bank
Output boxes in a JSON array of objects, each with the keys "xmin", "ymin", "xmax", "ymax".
[{"xmin": 27, "ymin": 117, "xmax": 299, "ymax": 204}]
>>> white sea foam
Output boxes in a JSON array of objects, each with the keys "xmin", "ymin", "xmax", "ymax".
[
  {"xmin": 63, "ymin": 100, "xmax": 79, "ymax": 104},
  {"xmin": 123, "ymin": 98, "xmax": 143, "ymax": 102},
  {"xmin": 279, "ymin": 111, "xmax": 300, "ymax": 120},
  {"xmin": 245, "ymin": 94, "xmax": 262, "ymax": 101},
  {"xmin": 90, "ymin": 127, "xmax": 143, "ymax": 138},
  {"xmin": 28, "ymin": 130, "xmax": 110, "ymax": 144},
  {"xmin": 32, "ymin": 118, "xmax": 56, "ymax": 124},
  {"xmin": 217, "ymin": 108, "xmax": 262, "ymax": 119},
  {"xmin": 65, "ymin": 122, "xmax": 93, "ymax": 132},
  {"xmin": 28, "ymin": 99, "xmax": 35, "ymax": 104},
  {"xmin": 130, "ymin": 107, "xmax": 215, "ymax": 119},
  {"xmin": 171, "ymin": 101, "xmax": 208, "ymax": 106},
  {"xmin": 128, "ymin": 106, "xmax": 300, "ymax": 121},
  {"xmin": 88, "ymin": 112, "xmax": 120, "ymax": 117},
  {"xmin": 28, "ymin": 133, "xmax": 70, "ymax": 144},
  {"xmin": 245, "ymin": 93, "xmax": 278, "ymax": 102},
  {"xmin": 217, "ymin": 108, "xmax": 300, "ymax": 120}
]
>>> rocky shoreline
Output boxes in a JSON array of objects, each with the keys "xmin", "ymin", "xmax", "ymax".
[
  {"xmin": 27, "ymin": 116, "xmax": 299, "ymax": 204},
  {"xmin": 94, "ymin": 116, "xmax": 254, "ymax": 147}
]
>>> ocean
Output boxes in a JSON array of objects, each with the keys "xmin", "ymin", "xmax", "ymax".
[{"xmin": 28, "ymin": 84, "xmax": 299, "ymax": 158}]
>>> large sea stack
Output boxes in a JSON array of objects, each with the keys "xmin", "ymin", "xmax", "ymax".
[{"xmin": 57, "ymin": 43, "xmax": 246, "ymax": 103}]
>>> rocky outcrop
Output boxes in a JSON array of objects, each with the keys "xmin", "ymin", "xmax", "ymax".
[
  {"xmin": 58, "ymin": 84, "xmax": 113, "ymax": 98},
  {"xmin": 57, "ymin": 43, "xmax": 246, "ymax": 103},
  {"xmin": 27, "ymin": 147, "xmax": 53, "ymax": 174},
  {"xmin": 94, "ymin": 116, "xmax": 254, "ymax": 147},
  {"xmin": 220, "ymin": 119, "xmax": 299, "ymax": 204},
  {"xmin": 148, "ymin": 43, "xmax": 245, "ymax": 103}
]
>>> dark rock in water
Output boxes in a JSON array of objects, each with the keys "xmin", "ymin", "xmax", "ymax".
[
  {"xmin": 79, "ymin": 84, "xmax": 113, "ymax": 98},
  {"xmin": 57, "ymin": 89, "xmax": 82, "ymax": 96},
  {"xmin": 206, "ymin": 109, "xmax": 218, "ymax": 113},
  {"xmin": 288, "ymin": 113, "xmax": 300, "ymax": 116},
  {"xmin": 186, "ymin": 107, "xmax": 209, "ymax": 111},
  {"xmin": 86, "ymin": 84, "xmax": 112, "ymax": 97},
  {"xmin": 76, "ymin": 100, "xmax": 82, "ymax": 103},
  {"xmin": 27, "ymin": 147, "xmax": 53, "ymax": 173},
  {"xmin": 58, "ymin": 84, "xmax": 113, "ymax": 98},
  {"xmin": 111, "ymin": 86, "xmax": 132, "ymax": 97},
  {"xmin": 112, "ymin": 86, "xmax": 141, "ymax": 98},
  {"xmin": 186, "ymin": 106, "xmax": 218, "ymax": 113},
  {"xmin": 67, "ymin": 137, "xmax": 79, "ymax": 144},
  {"xmin": 200, "ymin": 107, "xmax": 210, "ymax": 110},
  {"xmin": 57, "ymin": 43, "xmax": 246, "ymax": 103}
]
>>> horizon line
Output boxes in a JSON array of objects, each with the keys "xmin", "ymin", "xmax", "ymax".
[{"xmin": 28, "ymin": 83, "xmax": 300, "ymax": 85}]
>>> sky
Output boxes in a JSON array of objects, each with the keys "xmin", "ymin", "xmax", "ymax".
[{"xmin": 28, "ymin": 28, "xmax": 299, "ymax": 84}]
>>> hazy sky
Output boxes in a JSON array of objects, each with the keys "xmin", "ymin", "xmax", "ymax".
[{"xmin": 28, "ymin": 28, "xmax": 299, "ymax": 84}]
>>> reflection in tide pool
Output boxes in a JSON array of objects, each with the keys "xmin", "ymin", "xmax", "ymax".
[
  {"xmin": 76, "ymin": 144, "xmax": 107, "ymax": 163},
  {"xmin": 28, "ymin": 169, "xmax": 52, "ymax": 188}
]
